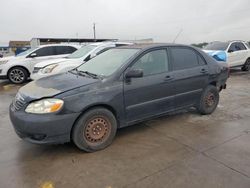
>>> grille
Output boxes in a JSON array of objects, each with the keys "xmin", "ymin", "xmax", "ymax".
[
  {"xmin": 11, "ymin": 93, "xmax": 26, "ymax": 111},
  {"xmin": 33, "ymin": 67, "xmax": 42, "ymax": 73}
]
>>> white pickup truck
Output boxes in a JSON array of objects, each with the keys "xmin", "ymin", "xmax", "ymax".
[{"xmin": 203, "ymin": 41, "xmax": 250, "ymax": 71}]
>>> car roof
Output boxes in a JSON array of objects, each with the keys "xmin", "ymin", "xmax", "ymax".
[
  {"xmin": 116, "ymin": 43, "xmax": 194, "ymax": 50},
  {"xmin": 87, "ymin": 41, "xmax": 133, "ymax": 47},
  {"xmin": 38, "ymin": 43, "xmax": 81, "ymax": 48},
  {"xmin": 228, "ymin": 40, "xmax": 247, "ymax": 43}
]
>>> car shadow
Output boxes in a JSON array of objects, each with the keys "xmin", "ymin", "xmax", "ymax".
[
  {"xmin": 13, "ymin": 108, "xmax": 195, "ymax": 162},
  {"xmin": 229, "ymin": 68, "xmax": 249, "ymax": 76}
]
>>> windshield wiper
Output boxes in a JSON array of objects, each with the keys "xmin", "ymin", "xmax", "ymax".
[
  {"xmin": 78, "ymin": 70, "xmax": 99, "ymax": 79},
  {"xmin": 69, "ymin": 68, "xmax": 100, "ymax": 79}
]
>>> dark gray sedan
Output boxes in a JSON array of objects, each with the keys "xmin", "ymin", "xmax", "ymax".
[{"xmin": 9, "ymin": 44, "xmax": 229, "ymax": 152}]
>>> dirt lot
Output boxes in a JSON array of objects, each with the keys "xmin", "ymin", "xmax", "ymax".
[{"xmin": 0, "ymin": 69, "xmax": 250, "ymax": 188}]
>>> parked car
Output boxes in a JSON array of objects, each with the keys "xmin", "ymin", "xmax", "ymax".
[
  {"xmin": 0, "ymin": 44, "xmax": 80, "ymax": 84},
  {"xmin": 203, "ymin": 41, "xmax": 250, "ymax": 71},
  {"xmin": 30, "ymin": 42, "xmax": 133, "ymax": 80},
  {"xmin": 9, "ymin": 44, "xmax": 229, "ymax": 152}
]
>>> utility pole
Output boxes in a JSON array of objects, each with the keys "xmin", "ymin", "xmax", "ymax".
[{"xmin": 93, "ymin": 23, "xmax": 96, "ymax": 40}]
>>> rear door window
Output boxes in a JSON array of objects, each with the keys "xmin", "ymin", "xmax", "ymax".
[
  {"xmin": 55, "ymin": 46, "xmax": 77, "ymax": 55},
  {"xmin": 170, "ymin": 47, "xmax": 200, "ymax": 70},
  {"xmin": 236, "ymin": 42, "xmax": 247, "ymax": 50}
]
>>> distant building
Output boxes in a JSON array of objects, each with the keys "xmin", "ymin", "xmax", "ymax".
[
  {"xmin": 30, "ymin": 38, "xmax": 117, "ymax": 48},
  {"xmin": 9, "ymin": 41, "xmax": 30, "ymax": 55}
]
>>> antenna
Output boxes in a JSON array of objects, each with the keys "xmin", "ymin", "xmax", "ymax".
[{"xmin": 173, "ymin": 29, "xmax": 183, "ymax": 43}]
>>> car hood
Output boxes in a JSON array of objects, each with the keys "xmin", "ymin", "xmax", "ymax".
[
  {"xmin": 35, "ymin": 58, "xmax": 68, "ymax": 68},
  {"xmin": 53, "ymin": 59, "xmax": 83, "ymax": 70},
  {"xmin": 19, "ymin": 72, "xmax": 100, "ymax": 101},
  {"xmin": 0, "ymin": 55, "xmax": 24, "ymax": 61},
  {"xmin": 203, "ymin": 50, "xmax": 227, "ymax": 62}
]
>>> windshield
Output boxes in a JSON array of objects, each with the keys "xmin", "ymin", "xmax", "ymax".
[
  {"xmin": 77, "ymin": 48, "xmax": 139, "ymax": 76},
  {"xmin": 16, "ymin": 48, "xmax": 37, "ymax": 57},
  {"xmin": 203, "ymin": 42, "xmax": 229, "ymax": 51},
  {"xmin": 67, "ymin": 45, "xmax": 96, "ymax": 59}
]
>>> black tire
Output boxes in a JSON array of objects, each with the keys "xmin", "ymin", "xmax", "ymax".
[
  {"xmin": 241, "ymin": 58, "xmax": 250, "ymax": 71},
  {"xmin": 197, "ymin": 85, "xmax": 219, "ymax": 115},
  {"xmin": 8, "ymin": 67, "xmax": 29, "ymax": 84},
  {"xmin": 72, "ymin": 107, "xmax": 117, "ymax": 152}
]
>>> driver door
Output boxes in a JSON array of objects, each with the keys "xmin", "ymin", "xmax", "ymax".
[{"xmin": 123, "ymin": 49, "xmax": 175, "ymax": 124}]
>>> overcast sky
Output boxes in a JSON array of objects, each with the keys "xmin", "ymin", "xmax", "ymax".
[{"xmin": 1, "ymin": 0, "xmax": 250, "ymax": 45}]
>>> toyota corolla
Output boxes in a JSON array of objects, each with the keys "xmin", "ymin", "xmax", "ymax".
[{"xmin": 9, "ymin": 44, "xmax": 229, "ymax": 152}]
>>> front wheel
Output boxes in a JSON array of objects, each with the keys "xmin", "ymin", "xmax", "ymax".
[
  {"xmin": 72, "ymin": 107, "xmax": 117, "ymax": 152},
  {"xmin": 241, "ymin": 58, "xmax": 250, "ymax": 71},
  {"xmin": 8, "ymin": 67, "xmax": 28, "ymax": 84},
  {"xmin": 197, "ymin": 85, "xmax": 219, "ymax": 115}
]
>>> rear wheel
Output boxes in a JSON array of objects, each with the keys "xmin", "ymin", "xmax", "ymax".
[
  {"xmin": 197, "ymin": 85, "xmax": 219, "ymax": 115},
  {"xmin": 72, "ymin": 107, "xmax": 117, "ymax": 152},
  {"xmin": 8, "ymin": 67, "xmax": 28, "ymax": 84},
  {"xmin": 241, "ymin": 58, "xmax": 250, "ymax": 71}
]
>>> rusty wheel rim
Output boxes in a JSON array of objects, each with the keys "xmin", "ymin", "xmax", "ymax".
[
  {"xmin": 84, "ymin": 116, "xmax": 111, "ymax": 144},
  {"xmin": 205, "ymin": 92, "xmax": 215, "ymax": 107}
]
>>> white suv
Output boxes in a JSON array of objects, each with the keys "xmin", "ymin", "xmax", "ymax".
[
  {"xmin": 0, "ymin": 44, "xmax": 80, "ymax": 84},
  {"xmin": 31, "ymin": 42, "xmax": 133, "ymax": 80},
  {"xmin": 203, "ymin": 41, "xmax": 250, "ymax": 71}
]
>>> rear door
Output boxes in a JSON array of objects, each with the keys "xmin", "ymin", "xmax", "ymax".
[
  {"xmin": 169, "ymin": 47, "xmax": 209, "ymax": 109},
  {"xmin": 123, "ymin": 48, "xmax": 175, "ymax": 123},
  {"xmin": 235, "ymin": 42, "xmax": 248, "ymax": 65}
]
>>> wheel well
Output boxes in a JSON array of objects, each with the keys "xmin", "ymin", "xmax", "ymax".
[
  {"xmin": 82, "ymin": 104, "xmax": 117, "ymax": 118},
  {"xmin": 245, "ymin": 57, "xmax": 250, "ymax": 62},
  {"xmin": 70, "ymin": 104, "xmax": 118, "ymax": 140},
  {"xmin": 7, "ymin": 66, "xmax": 30, "ymax": 77}
]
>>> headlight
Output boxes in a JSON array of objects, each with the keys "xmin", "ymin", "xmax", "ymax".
[
  {"xmin": 41, "ymin": 64, "xmax": 58, "ymax": 74},
  {"xmin": 0, "ymin": 60, "xmax": 8, "ymax": 64},
  {"xmin": 25, "ymin": 99, "xmax": 64, "ymax": 114}
]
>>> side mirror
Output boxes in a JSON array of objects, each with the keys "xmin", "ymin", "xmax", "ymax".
[
  {"xmin": 84, "ymin": 54, "xmax": 91, "ymax": 62},
  {"xmin": 29, "ymin": 53, "xmax": 37, "ymax": 58},
  {"xmin": 228, "ymin": 49, "xmax": 234, "ymax": 53},
  {"xmin": 90, "ymin": 53, "xmax": 96, "ymax": 59},
  {"xmin": 125, "ymin": 69, "xmax": 143, "ymax": 79}
]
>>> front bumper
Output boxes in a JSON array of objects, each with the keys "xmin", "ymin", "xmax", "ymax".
[
  {"xmin": 9, "ymin": 105, "xmax": 80, "ymax": 144},
  {"xmin": 0, "ymin": 69, "xmax": 7, "ymax": 79},
  {"xmin": 30, "ymin": 72, "xmax": 48, "ymax": 80},
  {"xmin": 0, "ymin": 75, "xmax": 7, "ymax": 79}
]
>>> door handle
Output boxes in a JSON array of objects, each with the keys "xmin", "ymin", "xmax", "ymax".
[
  {"xmin": 164, "ymin": 75, "xmax": 173, "ymax": 81},
  {"xmin": 200, "ymin": 69, "xmax": 208, "ymax": 73}
]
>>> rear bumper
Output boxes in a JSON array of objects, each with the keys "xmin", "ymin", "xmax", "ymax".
[{"xmin": 9, "ymin": 105, "xmax": 81, "ymax": 144}]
